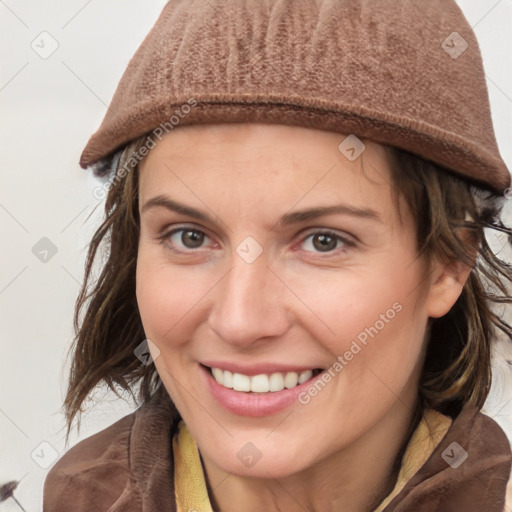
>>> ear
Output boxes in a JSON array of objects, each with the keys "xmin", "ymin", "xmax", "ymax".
[
  {"xmin": 425, "ymin": 230, "xmax": 478, "ymax": 318},
  {"xmin": 425, "ymin": 259, "xmax": 472, "ymax": 318}
]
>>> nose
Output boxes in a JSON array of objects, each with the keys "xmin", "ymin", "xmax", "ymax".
[{"xmin": 207, "ymin": 249, "xmax": 290, "ymax": 349}]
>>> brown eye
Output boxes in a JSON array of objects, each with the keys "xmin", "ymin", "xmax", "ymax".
[
  {"xmin": 300, "ymin": 231, "xmax": 354, "ymax": 255},
  {"xmin": 312, "ymin": 233, "xmax": 338, "ymax": 252},
  {"xmin": 180, "ymin": 229, "xmax": 205, "ymax": 248},
  {"xmin": 163, "ymin": 228, "xmax": 208, "ymax": 250}
]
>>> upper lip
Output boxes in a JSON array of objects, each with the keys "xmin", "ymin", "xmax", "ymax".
[{"xmin": 201, "ymin": 361, "xmax": 322, "ymax": 376}]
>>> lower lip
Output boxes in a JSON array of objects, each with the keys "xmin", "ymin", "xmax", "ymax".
[{"xmin": 201, "ymin": 364, "xmax": 321, "ymax": 417}]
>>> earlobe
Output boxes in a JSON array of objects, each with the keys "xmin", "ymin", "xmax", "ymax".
[{"xmin": 426, "ymin": 260, "xmax": 473, "ymax": 318}]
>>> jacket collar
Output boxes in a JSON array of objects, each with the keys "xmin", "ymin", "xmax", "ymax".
[{"xmin": 124, "ymin": 388, "xmax": 511, "ymax": 512}]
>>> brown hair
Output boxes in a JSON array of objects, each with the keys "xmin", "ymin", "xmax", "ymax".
[{"xmin": 63, "ymin": 134, "xmax": 512, "ymax": 441}]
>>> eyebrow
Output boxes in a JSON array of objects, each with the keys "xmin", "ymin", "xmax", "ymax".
[{"xmin": 141, "ymin": 195, "xmax": 382, "ymax": 226}]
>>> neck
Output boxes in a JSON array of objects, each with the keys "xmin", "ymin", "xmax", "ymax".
[{"xmin": 201, "ymin": 397, "xmax": 422, "ymax": 512}]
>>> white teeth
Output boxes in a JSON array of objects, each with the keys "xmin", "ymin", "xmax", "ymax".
[
  {"xmin": 251, "ymin": 374, "xmax": 270, "ymax": 393},
  {"xmin": 223, "ymin": 370, "xmax": 233, "ymax": 389},
  {"xmin": 210, "ymin": 367, "xmax": 316, "ymax": 393},
  {"xmin": 298, "ymin": 370, "xmax": 313, "ymax": 384},
  {"xmin": 212, "ymin": 367, "xmax": 224, "ymax": 385},
  {"xmin": 232, "ymin": 373, "xmax": 251, "ymax": 392},
  {"xmin": 269, "ymin": 372, "xmax": 284, "ymax": 392},
  {"xmin": 284, "ymin": 372, "xmax": 298, "ymax": 388}
]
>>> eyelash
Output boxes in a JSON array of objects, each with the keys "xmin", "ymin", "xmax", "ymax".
[{"xmin": 156, "ymin": 224, "xmax": 356, "ymax": 257}]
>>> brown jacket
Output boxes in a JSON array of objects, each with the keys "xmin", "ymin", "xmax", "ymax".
[{"xmin": 43, "ymin": 389, "xmax": 511, "ymax": 511}]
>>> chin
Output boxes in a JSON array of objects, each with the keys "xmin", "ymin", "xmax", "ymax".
[
  {"xmin": 200, "ymin": 435, "xmax": 315, "ymax": 480},
  {"xmin": 222, "ymin": 456, "xmax": 303, "ymax": 480}
]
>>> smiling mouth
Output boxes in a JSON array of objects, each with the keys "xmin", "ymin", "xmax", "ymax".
[{"xmin": 205, "ymin": 365, "xmax": 323, "ymax": 393}]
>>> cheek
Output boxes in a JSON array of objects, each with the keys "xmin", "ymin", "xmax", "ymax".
[
  {"xmin": 135, "ymin": 248, "xmax": 213, "ymax": 347},
  {"xmin": 135, "ymin": 247, "xmax": 235, "ymax": 422},
  {"xmin": 300, "ymin": 263, "xmax": 428, "ymax": 392},
  {"xmin": 136, "ymin": 258, "xmax": 173, "ymax": 339}
]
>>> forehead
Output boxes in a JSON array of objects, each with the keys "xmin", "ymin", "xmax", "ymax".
[
  {"xmin": 138, "ymin": 123, "xmax": 399, "ymax": 223},
  {"xmin": 144, "ymin": 122, "xmax": 389, "ymax": 164}
]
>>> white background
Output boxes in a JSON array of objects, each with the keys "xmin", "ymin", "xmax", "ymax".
[{"xmin": 1, "ymin": 1, "xmax": 511, "ymax": 510}]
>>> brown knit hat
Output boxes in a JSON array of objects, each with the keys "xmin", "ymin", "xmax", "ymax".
[{"xmin": 80, "ymin": 0, "xmax": 511, "ymax": 194}]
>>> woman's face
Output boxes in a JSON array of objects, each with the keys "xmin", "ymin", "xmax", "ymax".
[{"xmin": 136, "ymin": 123, "xmax": 455, "ymax": 478}]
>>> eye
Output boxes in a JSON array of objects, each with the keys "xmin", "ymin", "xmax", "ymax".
[
  {"xmin": 159, "ymin": 226, "xmax": 212, "ymax": 252},
  {"xmin": 300, "ymin": 230, "xmax": 354, "ymax": 254}
]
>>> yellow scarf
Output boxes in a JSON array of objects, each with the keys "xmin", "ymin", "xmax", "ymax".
[{"xmin": 173, "ymin": 410, "xmax": 452, "ymax": 512}]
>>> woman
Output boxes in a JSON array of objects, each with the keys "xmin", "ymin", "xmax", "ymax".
[{"xmin": 43, "ymin": 0, "xmax": 512, "ymax": 510}]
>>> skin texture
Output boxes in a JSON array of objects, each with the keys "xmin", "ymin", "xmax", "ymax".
[{"xmin": 136, "ymin": 123, "xmax": 471, "ymax": 512}]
